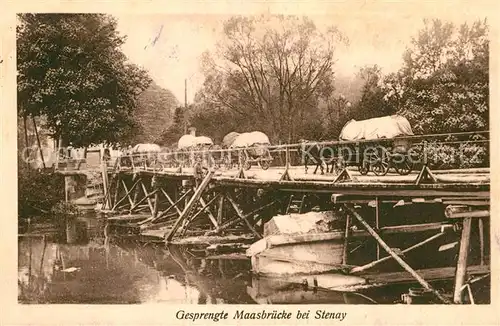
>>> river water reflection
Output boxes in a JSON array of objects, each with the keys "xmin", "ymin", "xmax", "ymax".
[{"xmin": 18, "ymin": 214, "xmax": 455, "ymax": 304}]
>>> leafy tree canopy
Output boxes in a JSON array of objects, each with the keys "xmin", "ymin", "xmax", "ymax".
[
  {"xmin": 196, "ymin": 15, "xmax": 348, "ymax": 143},
  {"xmin": 383, "ymin": 19, "xmax": 489, "ymax": 134},
  {"xmin": 17, "ymin": 13, "xmax": 152, "ymax": 147},
  {"xmin": 131, "ymin": 82, "xmax": 179, "ymax": 144}
]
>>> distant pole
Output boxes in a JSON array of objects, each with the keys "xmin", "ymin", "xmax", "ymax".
[{"xmin": 184, "ymin": 79, "xmax": 188, "ymax": 134}]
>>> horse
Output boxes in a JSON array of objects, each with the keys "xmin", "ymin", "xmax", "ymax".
[{"xmin": 298, "ymin": 139, "xmax": 339, "ymax": 175}]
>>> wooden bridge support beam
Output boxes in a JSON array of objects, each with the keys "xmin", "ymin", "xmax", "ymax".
[
  {"xmin": 206, "ymin": 199, "xmax": 277, "ymax": 236},
  {"xmin": 121, "ymin": 180, "xmax": 135, "ymax": 206},
  {"xmin": 161, "ymin": 188, "xmax": 183, "ymax": 216},
  {"xmin": 344, "ymin": 204, "xmax": 451, "ymax": 304},
  {"xmin": 478, "ymin": 217, "xmax": 485, "ymax": 266},
  {"xmin": 112, "ymin": 174, "xmax": 120, "ymax": 209},
  {"xmin": 112, "ymin": 178, "xmax": 140, "ymax": 211},
  {"xmin": 166, "ymin": 170, "xmax": 215, "ymax": 242},
  {"xmin": 217, "ymin": 195, "xmax": 224, "ymax": 225},
  {"xmin": 375, "ymin": 197, "xmax": 380, "ymax": 260},
  {"xmin": 130, "ymin": 188, "xmax": 158, "ymax": 213},
  {"xmin": 140, "ymin": 182, "xmax": 155, "ymax": 215},
  {"xmin": 333, "ymin": 168, "xmax": 353, "ymax": 183},
  {"xmin": 453, "ymin": 217, "xmax": 472, "ymax": 303},
  {"xmin": 151, "ymin": 176, "xmax": 160, "ymax": 218},
  {"xmin": 342, "ymin": 213, "xmax": 351, "ymax": 265},
  {"xmin": 101, "ymin": 161, "xmax": 111, "ymax": 209},
  {"xmin": 139, "ymin": 189, "xmax": 192, "ymax": 226},
  {"xmin": 415, "ymin": 165, "xmax": 437, "ymax": 185},
  {"xmin": 225, "ymin": 192, "xmax": 262, "ymax": 239},
  {"xmin": 156, "ymin": 189, "xmax": 192, "ymax": 220},
  {"xmin": 180, "ymin": 195, "xmax": 220, "ymax": 236},
  {"xmin": 350, "ymin": 231, "xmax": 446, "ymax": 274},
  {"xmin": 279, "ymin": 147, "xmax": 294, "ymax": 181}
]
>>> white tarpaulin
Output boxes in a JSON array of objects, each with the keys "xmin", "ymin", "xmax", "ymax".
[
  {"xmin": 131, "ymin": 143, "xmax": 161, "ymax": 153},
  {"xmin": 177, "ymin": 135, "xmax": 213, "ymax": 149},
  {"xmin": 194, "ymin": 136, "xmax": 214, "ymax": 146},
  {"xmin": 230, "ymin": 131, "xmax": 270, "ymax": 148},
  {"xmin": 339, "ymin": 115, "xmax": 414, "ymax": 141},
  {"xmin": 222, "ymin": 132, "xmax": 240, "ymax": 148}
]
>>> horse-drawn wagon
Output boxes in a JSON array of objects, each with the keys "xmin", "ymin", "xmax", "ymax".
[
  {"xmin": 224, "ymin": 131, "xmax": 273, "ymax": 170},
  {"xmin": 124, "ymin": 143, "xmax": 162, "ymax": 169},
  {"xmin": 177, "ymin": 133, "xmax": 215, "ymax": 168},
  {"xmin": 337, "ymin": 115, "xmax": 416, "ymax": 176}
]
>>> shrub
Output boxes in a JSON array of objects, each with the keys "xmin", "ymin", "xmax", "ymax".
[{"xmin": 18, "ymin": 159, "xmax": 65, "ymax": 219}]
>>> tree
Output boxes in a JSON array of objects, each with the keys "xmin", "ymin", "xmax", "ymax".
[
  {"xmin": 131, "ymin": 82, "xmax": 179, "ymax": 144},
  {"xmin": 197, "ymin": 15, "xmax": 347, "ymax": 143},
  {"xmin": 156, "ymin": 106, "xmax": 191, "ymax": 146},
  {"xmin": 353, "ymin": 65, "xmax": 395, "ymax": 119},
  {"xmin": 17, "ymin": 14, "xmax": 152, "ymax": 147},
  {"xmin": 383, "ymin": 19, "xmax": 489, "ymax": 134}
]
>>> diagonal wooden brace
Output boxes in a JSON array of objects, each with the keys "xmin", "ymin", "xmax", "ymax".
[
  {"xmin": 344, "ymin": 204, "xmax": 451, "ymax": 304},
  {"xmin": 165, "ymin": 170, "xmax": 215, "ymax": 242},
  {"xmin": 225, "ymin": 192, "xmax": 262, "ymax": 239}
]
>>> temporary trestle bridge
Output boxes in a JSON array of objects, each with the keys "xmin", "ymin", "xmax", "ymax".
[{"xmin": 57, "ymin": 131, "xmax": 490, "ymax": 304}]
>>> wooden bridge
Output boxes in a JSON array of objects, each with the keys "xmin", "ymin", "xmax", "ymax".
[{"xmin": 55, "ymin": 131, "xmax": 490, "ymax": 304}]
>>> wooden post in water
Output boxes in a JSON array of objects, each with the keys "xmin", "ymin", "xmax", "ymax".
[
  {"xmin": 217, "ymin": 195, "xmax": 224, "ymax": 226},
  {"xmin": 131, "ymin": 174, "xmax": 141, "ymax": 209},
  {"xmin": 478, "ymin": 217, "xmax": 485, "ymax": 266},
  {"xmin": 342, "ymin": 213, "xmax": 350, "ymax": 265},
  {"xmin": 344, "ymin": 204, "xmax": 451, "ymax": 304},
  {"xmin": 453, "ymin": 216, "xmax": 472, "ymax": 303},
  {"xmin": 101, "ymin": 160, "xmax": 111, "ymax": 209},
  {"xmin": 375, "ymin": 197, "xmax": 380, "ymax": 260},
  {"xmin": 112, "ymin": 174, "xmax": 120, "ymax": 209},
  {"xmin": 152, "ymin": 176, "xmax": 159, "ymax": 218}
]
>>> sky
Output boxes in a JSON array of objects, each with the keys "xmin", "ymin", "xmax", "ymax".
[{"xmin": 113, "ymin": 2, "xmax": 492, "ymax": 104}]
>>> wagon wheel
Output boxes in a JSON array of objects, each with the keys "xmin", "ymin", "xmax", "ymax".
[
  {"xmin": 243, "ymin": 159, "xmax": 252, "ymax": 171},
  {"xmin": 259, "ymin": 160, "xmax": 271, "ymax": 170},
  {"xmin": 372, "ymin": 150, "xmax": 390, "ymax": 176},
  {"xmin": 394, "ymin": 155, "xmax": 414, "ymax": 175},
  {"xmin": 358, "ymin": 160, "xmax": 369, "ymax": 175},
  {"xmin": 236, "ymin": 150, "xmax": 250, "ymax": 171}
]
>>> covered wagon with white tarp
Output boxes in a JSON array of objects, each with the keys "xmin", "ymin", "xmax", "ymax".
[
  {"xmin": 175, "ymin": 128, "xmax": 215, "ymax": 169},
  {"xmin": 120, "ymin": 143, "xmax": 162, "ymax": 169},
  {"xmin": 339, "ymin": 115, "xmax": 414, "ymax": 141},
  {"xmin": 223, "ymin": 131, "xmax": 273, "ymax": 170},
  {"xmin": 337, "ymin": 115, "xmax": 416, "ymax": 176}
]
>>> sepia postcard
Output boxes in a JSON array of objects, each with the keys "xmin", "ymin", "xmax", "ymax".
[{"xmin": 1, "ymin": 0, "xmax": 499, "ymax": 325}]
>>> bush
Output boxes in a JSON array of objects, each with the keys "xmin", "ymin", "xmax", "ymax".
[
  {"xmin": 18, "ymin": 159, "xmax": 65, "ymax": 219},
  {"xmin": 425, "ymin": 142, "xmax": 487, "ymax": 170}
]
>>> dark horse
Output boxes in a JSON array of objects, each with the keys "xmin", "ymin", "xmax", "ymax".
[{"xmin": 298, "ymin": 140, "xmax": 340, "ymax": 175}]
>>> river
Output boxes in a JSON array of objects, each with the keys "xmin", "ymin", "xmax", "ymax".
[{"xmin": 17, "ymin": 214, "xmax": 489, "ymax": 304}]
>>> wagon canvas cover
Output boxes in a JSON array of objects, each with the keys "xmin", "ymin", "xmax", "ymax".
[
  {"xmin": 177, "ymin": 135, "xmax": 214, "ymax": 149},
  {"xmin": 339, "ymin": 115, "xmax": 414, "ymax": 141},
  {"xmin": 131, "ymin": 143, "xmax": 161, "ymax": 153},
  {"xmin": 222, "ymin": 132, "xmax": 240, "ymax": 148},
  {"xmin": 230, "ymin": 131, "xmax": 271, "ymax": 148}
]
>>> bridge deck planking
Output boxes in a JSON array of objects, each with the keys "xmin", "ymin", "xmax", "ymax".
[{"xmin": 57, "ymin": 166, "xmax": 489, "ymax": 197}]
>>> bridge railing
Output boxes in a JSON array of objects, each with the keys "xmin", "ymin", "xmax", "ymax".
[{"xmin": 54, "ymin": 130, "xmax": 490, "ymax": 172}]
